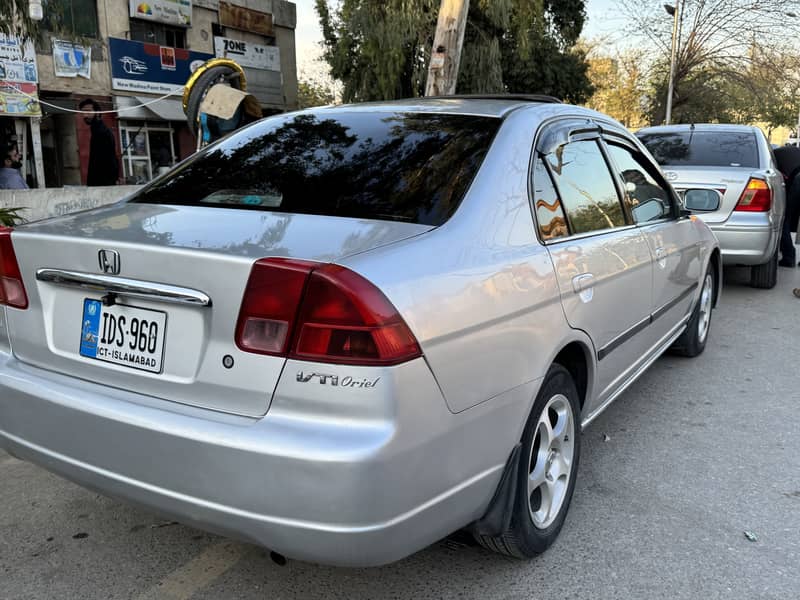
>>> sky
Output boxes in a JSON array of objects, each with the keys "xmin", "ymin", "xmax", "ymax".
[{"xmin": 294, "ymin": 0, "xmax": 624, "ymax": 80}]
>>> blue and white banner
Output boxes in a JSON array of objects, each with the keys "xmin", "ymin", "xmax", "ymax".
[
  {"xmin": 53, "ymin": 39, "xmax": 91, "ymax": 79},
  {"xmin": 0, "ymin": 33, "xmax": 37, "ymax": 84},
  {"xmin": 109, "ymin": 38, "xmax": 212, "ymax": 95}
]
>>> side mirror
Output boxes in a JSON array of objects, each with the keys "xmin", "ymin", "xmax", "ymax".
[{"xmin": 683, "ymin": 189, "xmax": 720, "ymax": 212}]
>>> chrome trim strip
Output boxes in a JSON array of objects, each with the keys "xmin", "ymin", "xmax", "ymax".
[
  {"xmin": 35, "ymin": 269, "xmax": 212, "ymax": 307},
  {"xmin": 582, "ymin": 315, "xmax": 690, "ymax": 429},
  {"xmin": 543, "ymin": 224, "xmax": 638, "ymax": 246}
]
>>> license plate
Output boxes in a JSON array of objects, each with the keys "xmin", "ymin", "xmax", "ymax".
[{"xmin": 79, "ymin": 299, "xmax": 167, "ymax": 373}]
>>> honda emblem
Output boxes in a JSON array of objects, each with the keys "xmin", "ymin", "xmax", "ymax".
[{"xmin": 98, "ymin": 249, "xmax": 121, "ymax": 275}]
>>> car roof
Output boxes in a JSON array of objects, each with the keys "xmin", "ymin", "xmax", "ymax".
[
  {"xmin": 315, "ymin": 95, "xmax": 565, "ymax": 119},
  {"xmin": 636, "ymin": 123, "xmax": 759, "ymax": 135}
]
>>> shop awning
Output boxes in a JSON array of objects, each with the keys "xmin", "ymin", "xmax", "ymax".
[{"xmin": 114, "ymin": 95, "xmax": 187, "ymax": 122}]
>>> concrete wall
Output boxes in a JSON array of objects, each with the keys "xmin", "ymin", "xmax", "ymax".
[
  {"xmin": 35, "ymin": 0, "xmax": 129, "ymax": 95},
  {"xmin": 187, "ymin": 7, "xmax": 219, "ymax": 54},
  {"xmin": 1, "ymin": 185, "xmax": 141, "ymax": 223}
]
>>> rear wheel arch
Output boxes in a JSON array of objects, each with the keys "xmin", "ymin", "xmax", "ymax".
[
  {"xmin": 469, "ymin": 338, "xmax": 593, "ymax": 543},
  {"xmin": 552, "ymin": 340, "xmax": 593, "ymax": 413},
  {"xmin": 710, "ymin": 248, "xmax": 722, "ymax": 306}
]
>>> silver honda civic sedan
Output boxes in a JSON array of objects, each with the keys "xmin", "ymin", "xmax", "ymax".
[{"xmin": 0, "ymin": 97, "xmax": 720, "ymax": 566}]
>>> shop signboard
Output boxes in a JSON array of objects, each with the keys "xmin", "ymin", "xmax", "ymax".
[
  {"xmin": 0, "ymin": 33, "xmax": 38, "ymax": 84},
  {"xmin": 129, "ymin": 0, "xmax": 192, "ymax": 27},
  {"xmin": 109, "ymin": 38, "xmax": 213, "ymax": 95},
  {"xmin": 53, "ymin": 39, "xmax": 92, "ymax": 79},
  {"xmin": 218, "ymin": 2, "xmax": 273, "ymax": 36},
  {"xmin": 213, "ymin": 37, "xmax": 280, "ymax": 71},
  {"xmin": 0, "ymin": 82, "xmax": 41, "ymax": 116}
]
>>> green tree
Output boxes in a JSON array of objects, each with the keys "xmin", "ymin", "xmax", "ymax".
[
  {"xmin": 737, "ymin": 44, "xmax": 800, "ymax": 136},
  {"xmin": 315, "ymin": 0, "xmax": 591, "ymax": 103},
  {"xmin": 643, "ymin": 63, "xmax": 751, "ymax": 125},
  {"xmin": 639, "ymin": 42, "xmax": 800, "ymax": 130},
  {"xmin": 617, "ymin": 0, "xmax": 800, "ymax": 125},
  {"xmin": 584, "ymin": 48, "xmax": 647, "ymax": 128},
  {"xmin": 0, "ymin": 0, "xmax": 38, "ymax": 39},
  {"xmin": 297, "ymin": 79, "xmax": 336, "ymax": 109}
]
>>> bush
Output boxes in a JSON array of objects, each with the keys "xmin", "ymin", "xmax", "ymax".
[{"xmin": 0, "ymin": 207, "xmax": 25, "ymax": 226}]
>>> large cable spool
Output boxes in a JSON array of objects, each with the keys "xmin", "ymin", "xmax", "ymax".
[{"xmin": 182, "ymin": 58, "xmax": 261, "ymax": 143}]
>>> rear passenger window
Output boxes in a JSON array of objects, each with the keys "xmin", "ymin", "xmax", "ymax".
[
  {"xmin": 532, "ymin": 158, "xmax": 568, "ymax": 240},
  {"xmin": 606, "ymin": 144, "xmax": 673, "ymax": 223},
  {"xmin": 544, "ymin": 140, "xmax": 625, "ymax": 234}
]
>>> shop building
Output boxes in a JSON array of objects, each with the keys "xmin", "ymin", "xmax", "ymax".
[
  {"xmin": 0, "ymin": 0, "xmax": 297, "ymax": 188},
  {"xmin": 0, "ymin": 33, "xmax": 44, "ymax": 189}
]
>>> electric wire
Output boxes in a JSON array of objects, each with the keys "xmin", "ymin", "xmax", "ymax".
[{"xmin": 4, "ymin": 83, "xmax": 183, "ymax": 114}]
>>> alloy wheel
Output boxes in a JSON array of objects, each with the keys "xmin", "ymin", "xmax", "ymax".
[
  {"xmin": 527, "ymin": 394, "xmax": 575, "ymax": 529},
  {"xmin": 697, "ymin": 273, "xmax": 713, "ymax": 344}
]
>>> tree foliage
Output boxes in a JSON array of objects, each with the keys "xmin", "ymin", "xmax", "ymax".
[
  {"xmin": 737, "ymin": 44, "xmax": 800, "ymax": 134},
  {"xmin": 297, "ymin": 79, "xmax": 336, "ymax": 109},
  {"xmin": 315, "ymin": 0, "xmax": 592, "ymax": 103},
  {"xmin": 0, "ymin": 0, "xmax": 38, "ymax": 40},
  {"xmin": 584, "ymin": 47, "xmax": 647, "ymax": 128},
  {"xmin": 638, "ymin": 42, "xmax": 800, "ymax": 130},
  {"xmin": 0, "ymin": 207, "xmax": 26, "ymax": 226},
  {"xmin": 616, "ymin": 0, "xmax": 800, "ymax": 125}
]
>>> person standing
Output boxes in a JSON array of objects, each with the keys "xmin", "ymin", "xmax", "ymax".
[
  {"xmin": 78, "ymin": 98, "xmax": 119, "ymax": 186},
  {"xmin": 774, "ymin": 145, "xmax": 800, "ymax": 267},
  {"xmin": 0, "ymin": 144, "xmax": 28, "ymax": 189}
]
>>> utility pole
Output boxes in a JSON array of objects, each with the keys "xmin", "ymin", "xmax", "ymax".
[
  {"xmin": 664, "ymin": 0, "xmax": 681, "ymax": 125},
  {"xmin": 424, "ymin": 0, "xmax": 470, "ymax": 97}
]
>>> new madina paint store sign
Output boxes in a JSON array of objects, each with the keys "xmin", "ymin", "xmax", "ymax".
[{"xmin": 109, "ymin": 38, "xmax": 212, "ymax": 95}]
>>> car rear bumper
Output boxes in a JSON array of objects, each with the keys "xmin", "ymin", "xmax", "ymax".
[
  {"xmin": 708, "ymin": 219, "xmax": 779, "ymax": 266},
  {"xmin": 0, "ymin": 350, "xmax": 534, "ymax": 566}
]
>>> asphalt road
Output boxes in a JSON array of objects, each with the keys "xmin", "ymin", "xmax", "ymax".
[{"xmin": 2, "ymin": 266, "xmax": 799, "ymax": 600}]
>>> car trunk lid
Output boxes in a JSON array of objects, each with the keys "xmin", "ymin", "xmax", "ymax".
[{"xmin": 5, "ymin": 203, "xmax": 432, "ymax": 417}]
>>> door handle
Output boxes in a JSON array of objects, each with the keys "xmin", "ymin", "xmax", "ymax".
[
  {"xmin": 571, "ymin": 273, "xmax": 595, "ymax": 293},
  {"xmin": 655, "ymin": 247, "xmax": 666, "ymax": 260}
]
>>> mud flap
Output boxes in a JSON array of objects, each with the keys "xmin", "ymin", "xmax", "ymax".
[{"xmin": 468, "ymin": 443, "xmax": 521, "ymax": 537}]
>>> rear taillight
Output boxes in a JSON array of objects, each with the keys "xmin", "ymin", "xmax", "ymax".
[
  {"xmin": 292, "ymin": 264, "xmax": 421, "ymax": 365},
  {"xmin": 734, "ymin": 178, "xmax": 772, "ymax": 212},
  {"xmin": 235, "ymin": 258, "xmax": 316, "ymax": 356},
  {"xmin": 0, "ymin": 227, "xmax": 28, "ymax": 309},
  {"xmin": 235, "ymin": 259, "xmax": 421, "ymax": 366}
]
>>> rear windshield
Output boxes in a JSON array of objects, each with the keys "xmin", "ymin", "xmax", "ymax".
[
  {"xmin": 131, "ymin": 111, "xmax": 500, "ymax": 226},
  {"xmin": 636, "ymin": 131, "xmax": 759, "ymax": 168}
]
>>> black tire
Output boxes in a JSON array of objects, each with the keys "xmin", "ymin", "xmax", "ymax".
[
  {"xmin": 750, "ymin": 248, "xmax": 778, "ymax": 289},
  {"xmin": 671, "ymin": 265, "xmax": 715, "ymax": 357},
  {"xmin": 475, "ymin": 364, "xmax": 581, "ymax": 558},
  {"xmin": 185, "ymin": 65, "xmax": 246, "ymax": 138}
]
